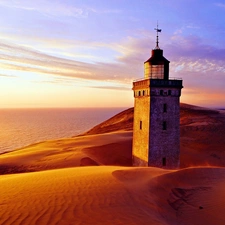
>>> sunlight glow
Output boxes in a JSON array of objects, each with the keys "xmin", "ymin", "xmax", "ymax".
[{"xmin": 0, "ymin": 1, "xmax": 224, "ymax": 108}]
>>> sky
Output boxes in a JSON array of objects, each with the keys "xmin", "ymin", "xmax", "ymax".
[{"xmin": 0, "ymin": 0, "xmax": 225, "ymax": 108}]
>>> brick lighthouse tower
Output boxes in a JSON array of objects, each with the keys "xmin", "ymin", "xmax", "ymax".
[{"xmin": 132, "ymin": 26, "xmax": 183, "ymax": 169}]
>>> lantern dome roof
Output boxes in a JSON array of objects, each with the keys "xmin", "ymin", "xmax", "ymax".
[{"xmin": 145, "ymin": 49, "xmax": 170, "ymax": 65}]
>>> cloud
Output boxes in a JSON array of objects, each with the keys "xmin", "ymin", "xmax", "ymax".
[
  {"xmin": 0, "ymin": 40, "xmax": 137, "ymax": 85},
  {"xmin": 0, "ymin": 0, "xmax": 88, "ymax": 18},
  {"xmin": 89, "ymin": 86, "xmax": 131, "ymax": 91},
  {"xmin": 162, "ymin": 35, "xmax": 225, "ymax": 89},
  {"xmin": 0, "ymin": 73, "xmax": 16, "ymax": 77},
  {"xmin": 1, "ymin": 31, "xmax": 225, "ymax": 103},
  {"xmin": 112, "ymin": 34, "xmax": 225, "ymax": 78},
  {"xmin": 108, "ymin": 34, "xmax": 225, "ymax": 104},
  {"xmin": 33, "ymin": 79, "xmax": 73, "ymax": 86},
  {"xmin": 88, "ymin": 7, "xmax": 122, "ymax": 14},
  {"xmin": 165, "ymin": 35, "xmax": 225, "ymax": 61},
  {"xmin": 116, "ymin": 34, "xmax": 225, "ymax": 76},
  {"xmin": 116, "ymin": 36, "xmax": 153, "ymax": 64},
  {"xmin": 2, "ymin": 33, "xmax": 224, "ymax": 80},
  {"xmin": 174, "ymin": 24, "xmax": 200, "ymax": 35},
  {"xmin": 215, "ymin": 3, "xmax": 225, "ymax": 9}
]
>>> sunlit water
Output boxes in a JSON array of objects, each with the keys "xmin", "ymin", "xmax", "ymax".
[{"xmin": 0, "ymin": 108, "xmax": 125, "ymax": 154}]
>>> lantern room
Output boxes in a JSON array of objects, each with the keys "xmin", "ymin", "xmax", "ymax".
[
  {"xmin": 144, "ymin": 25, "xmax": 170, "ymax": 80},
  {"xmin": 144, "ymin": 48, "xmax": 170, "ymax": 80}
]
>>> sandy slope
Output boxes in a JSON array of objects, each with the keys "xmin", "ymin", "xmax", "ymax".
[
  {"xmin": 180, "ymin": 104, "xmax": 225, "ymax": 167},
  {"xmin": 0, "ymin": 166, "xmax": 225, "ymax": 225},
  {"xmin": 0, "ymin": 131, "xmax": 132, "ymax": 174},
  {"xmin": 153, "ymin": 167, "xmax": 225, "ymax": 225},
  {"xmin": 1, "ymin": 103, "xmax": 225, "ymax": 174}
]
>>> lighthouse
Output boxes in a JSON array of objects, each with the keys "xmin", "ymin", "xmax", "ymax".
[{"xmin": 132, "ymin": 27, "xmax": 183, "ymax": 169}]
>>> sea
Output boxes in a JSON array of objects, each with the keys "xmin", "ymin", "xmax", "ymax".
[{"xmin": 0, "ymin": 108, "xmax": 125, "ymax": 154}]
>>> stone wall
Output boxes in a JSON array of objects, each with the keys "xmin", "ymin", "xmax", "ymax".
[
  {"xmin": 132, "ymin": 90, "xmax": 150, "ymax": 166},
  {"xmin": 149, "ymin": 86, "xmax": 180, "ymax": 169},
  {"xmin": 132, "ymin": 78, "xmax": 182, "ymax": 169}
]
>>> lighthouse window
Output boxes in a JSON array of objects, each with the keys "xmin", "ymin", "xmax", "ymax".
[
  {"xmin": 163, "ymin": 104, "xmax": 167, "ymax": 113},
  {"xmin": 160, "ymin": 90, "xmax": 163, "ymax": 96},
  {"xmin": 143, "ymin": 90, "xmax": 145, "ymax": 96},
  {"xmin": 150, "ymin": 65, "xmax": 164, "ymax": 79},
  {"xmin": 138, "ymin": 91, "xmax": 141, "ymax": 96},
  {"xmin": 168, "ymin": 90, "xmax": 171, "ymax": 95},
  {"xmin": 140, "ymin": 121, "xmax": 142, "ymax": 130},
  {"xmin": 162, "ymin": 157, "xmax": 166, "ymax": 166},
  {"xmin": 163, "ymin": 121, "xmax": 167, "ymax": 130}
]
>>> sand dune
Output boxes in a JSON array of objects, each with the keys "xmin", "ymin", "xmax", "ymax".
[
  {"xmin": 0, "ymin": 166, "xmax": 165, "ymax": 225},
  {"xmin": 0, "ymin": 131, "xmax": 132, "ymax": 174},
  {"xmin": 180, "ymin": 104, "xmax": 225, "ymax": 167},
  {"xmin": 1, "ymin": 103, "xmax": 225, "ymax": 224},
  {"xmin": 1, "ymin": 103, "xmax": 225, "ymax": 174},
  {"xmin": 0, "ymin": 166, "xmax": 225, "ymax": 225}
]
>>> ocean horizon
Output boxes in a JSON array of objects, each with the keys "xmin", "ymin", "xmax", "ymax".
[{"xmin": 0, "ymin": 107, "xmax": 127, "ymax": 154}]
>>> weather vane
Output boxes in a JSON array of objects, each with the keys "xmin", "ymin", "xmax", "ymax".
[{"xmin": 154, "ymin": 22, "xmax": 162, "ymax": 49}]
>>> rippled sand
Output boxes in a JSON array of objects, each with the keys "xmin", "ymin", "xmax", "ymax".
[{"xmin": 1, "ymin": 167, "xmax": 225, "ymax": 225}]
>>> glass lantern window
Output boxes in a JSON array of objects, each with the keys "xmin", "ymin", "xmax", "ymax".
[
  {"xmin": 144, "ymin": 63, "xmax": 164, "ymax": 79},
  {"xmin": 150, "ymin": 65, "xmax": 164, "ymax": 79}
]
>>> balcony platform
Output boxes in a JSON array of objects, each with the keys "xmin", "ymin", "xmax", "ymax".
[{"xmin": 133, "ymin": 78, "xmax": 183, "ymax": 89}]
